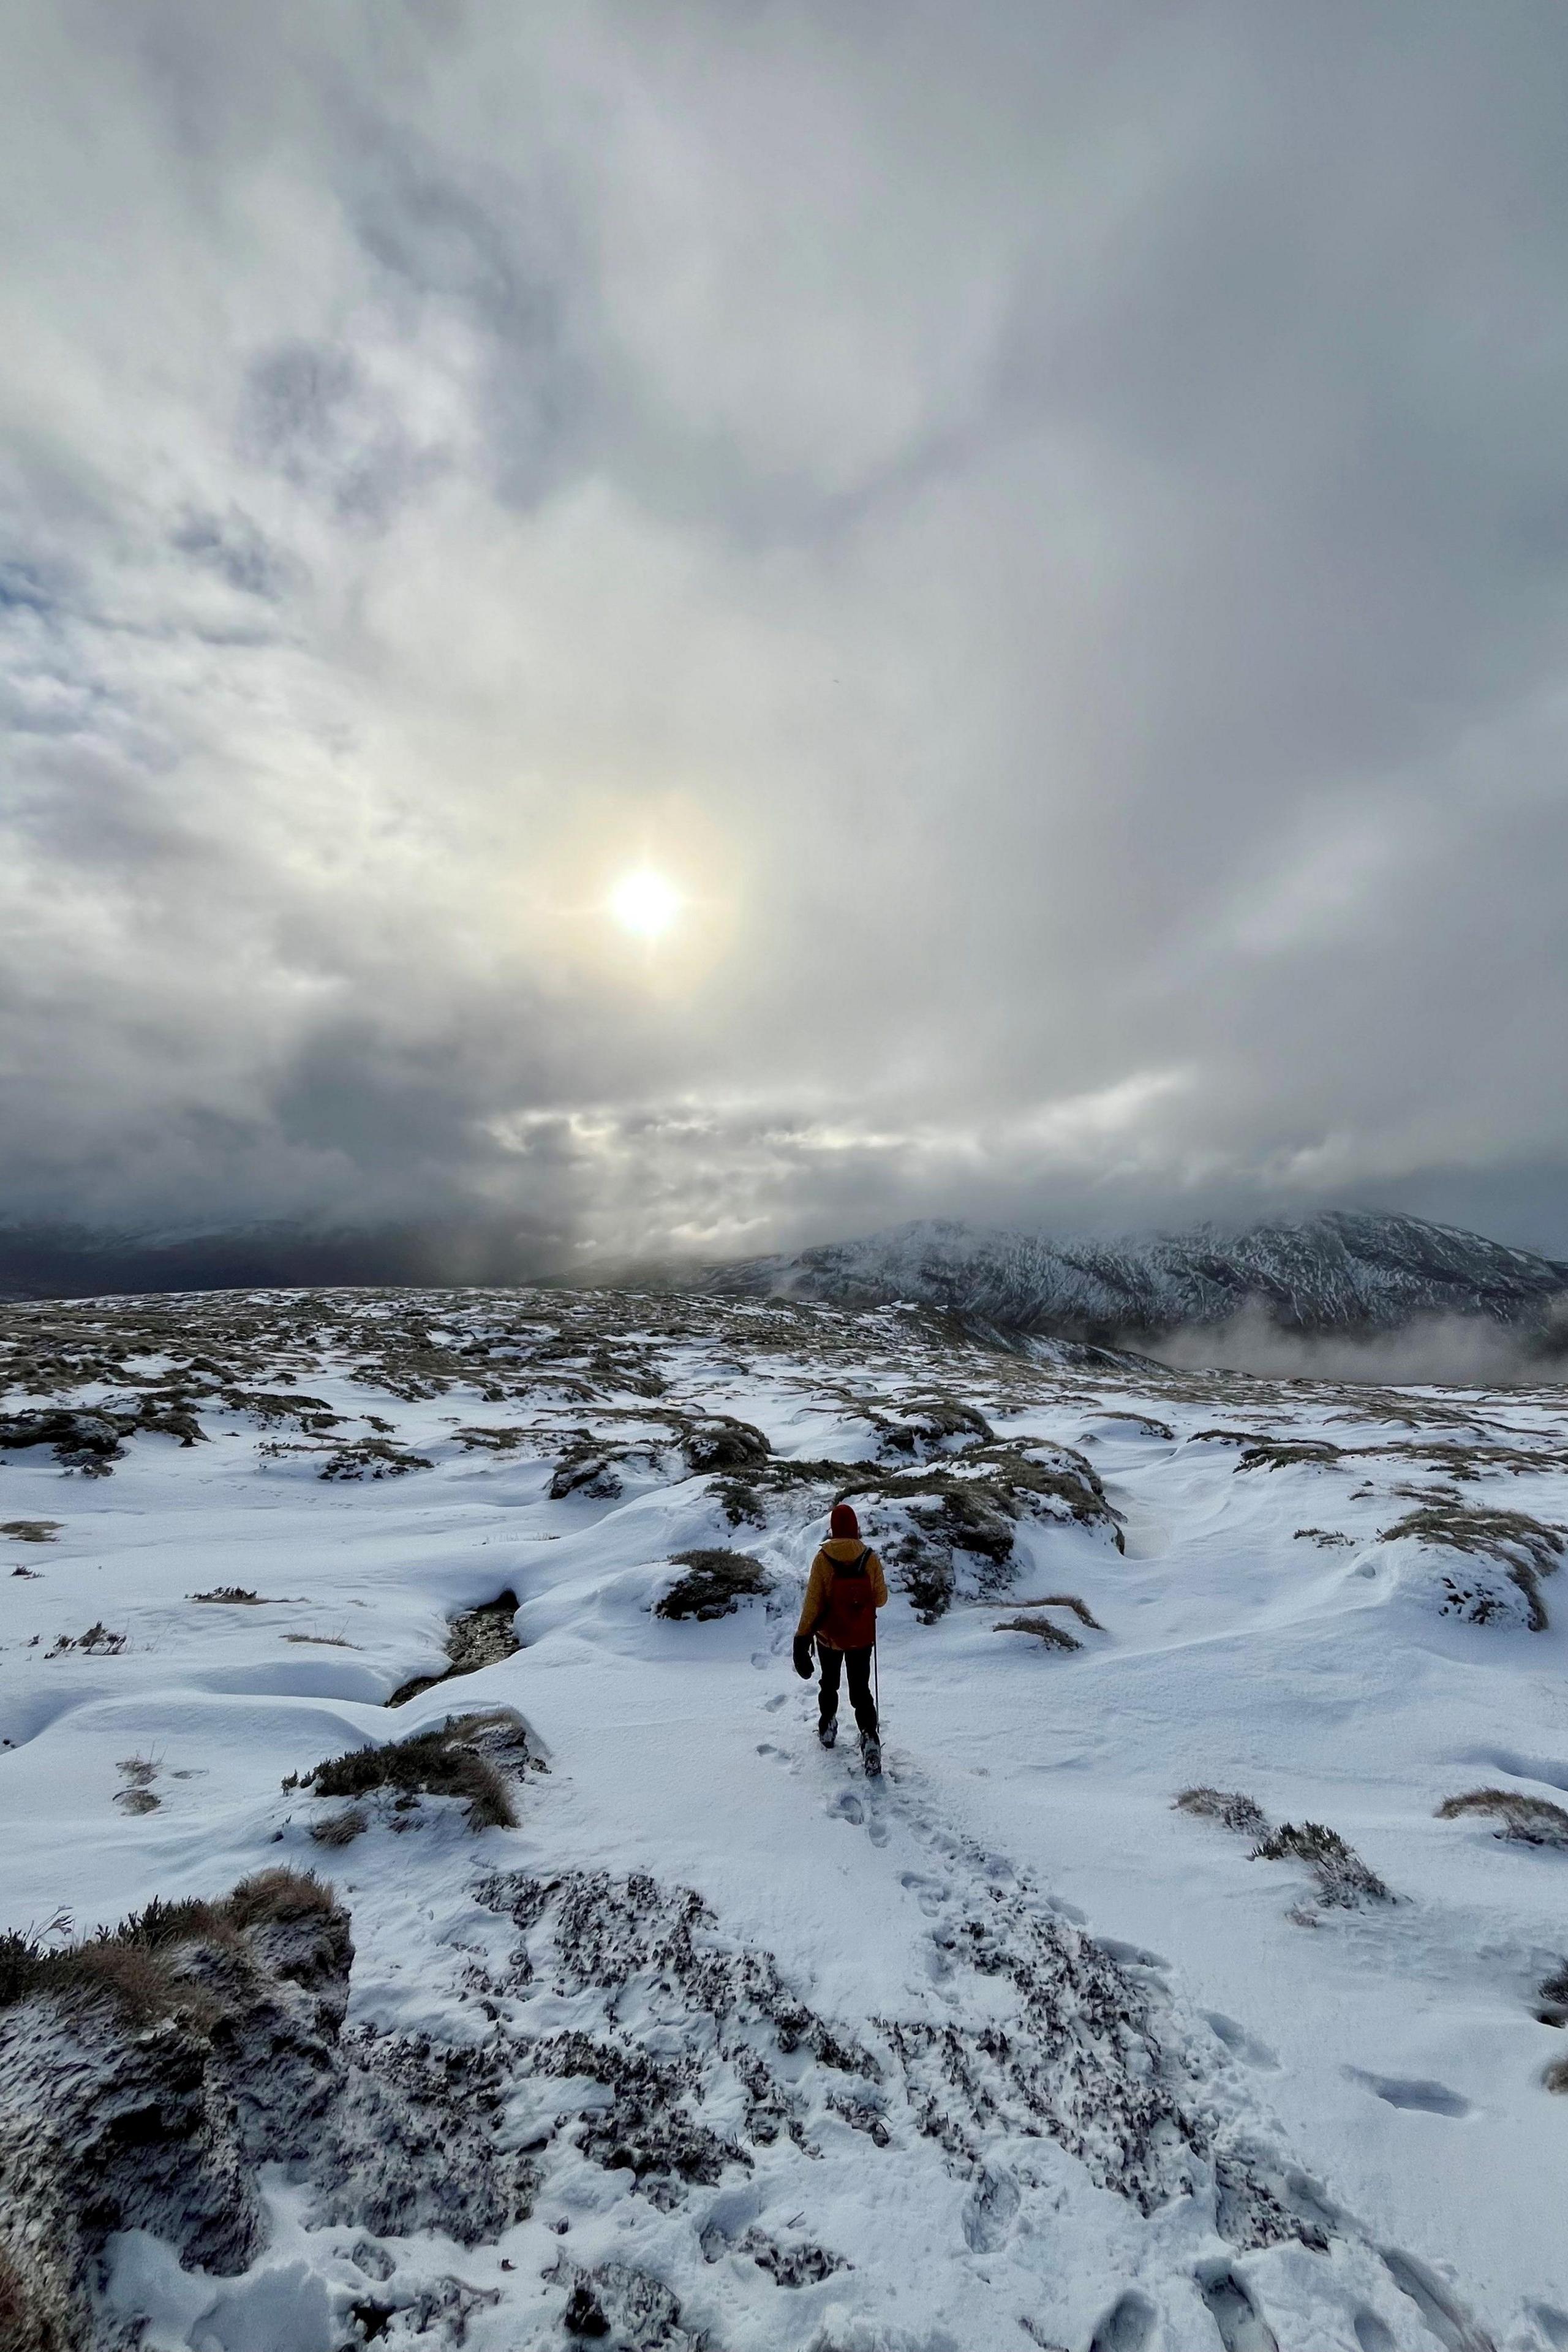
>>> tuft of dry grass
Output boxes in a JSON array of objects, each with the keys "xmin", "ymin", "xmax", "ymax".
[
  {"xmin": 1546, "ymin": 2054, "xmax": 1568, "ymax": 2094},
  {"xmin": 1436, "ymin": 1788, "xmax": 1568, "ymax": 1848},
  {"xmin": 1175, "ymin": 1787, "xmax": 1269, "ymax": 1838},
  {"xmin": 1, "ymin": 1519, "xmax": 59, "ymax": 1542},
  {"xmin": 997, "ymin": 1593, "xmax": 1106, "ymax": 1629},
  {"xmin": 1379, "ymin": 1502, "xmax": 1564, "ymax": 1630},
  {"xmin": 0, "ymin": 1866, "xmax": 337, "ymax": 2037},
  {"xmin": 1537, "ymin": 1961, "xmax": 1568, "ymax": 2027},
  {"xmin": 225, "ymin": 1867, "xmax": 335, "ymax": 1930},
  {"xmin": 655, "ymin": 1549, "xmax": 772, "ymax": 1622},
  {"xmin": 1251, "ymin": 1822, "xmax": 1392, "ymax": 1907},
  {"xmin": 993, "ymin": 1614, "xmax": 1081, "ymax": 1651},
  {"xmin": 309, "ymin": 1807, "xmax": 368, "ymax": 1847},
  {"xmin": 46, "ymin": 1623, "xmax": 126, "ymax": 1656},
  {"xmin": 297, "ymin": 1715, "xmax": 519, "ymax": 1830}
]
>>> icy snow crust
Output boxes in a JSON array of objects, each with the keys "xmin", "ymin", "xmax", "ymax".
[{"xmin": 1, "ymin": 1286, "xmax": 1567, "ymax": 2348}]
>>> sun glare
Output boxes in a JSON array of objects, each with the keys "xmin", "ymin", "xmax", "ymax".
[{"xmin": 609, "ymin": 869, "xmax": 682, "ymax": 941}]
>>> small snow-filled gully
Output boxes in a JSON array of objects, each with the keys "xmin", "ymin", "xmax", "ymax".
[{"xmin": 2, "ymin": 1290, "xmax": 1568, "ymax": 2351}]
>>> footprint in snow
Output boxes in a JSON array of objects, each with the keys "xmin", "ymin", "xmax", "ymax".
[
  {"xmin": 1203, "ymin": 2011, "xmax": 1280, "ymax": 2071},
  {"xmin": 829, "ymin": 1790, "xmax": 865, "ymax": 1826},
  {"xmin": 1379, "ymin": 2248, "xmax": 1497, "ymax": 2351},
  {"xmin": 762, "ymin": 1691, "xmax": 786, "ymax": 1712},
  {"xmin": 1088, "ymin": 2291, "xmax": 1156, "ymax": 2351},
  {"xmin": 1200, "ymin": 2269, "xmax": 1280, "ymax": 2352},
  {"xmin": 1346, "ymin": 2068, "xmax": 1473, "ymax": 2118}
]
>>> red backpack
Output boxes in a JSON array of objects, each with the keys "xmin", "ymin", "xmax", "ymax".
[{"xmin": 819, "ymin": 1548, "xmax": 877, "ymax": 1649}]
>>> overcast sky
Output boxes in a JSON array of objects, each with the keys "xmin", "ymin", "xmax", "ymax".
[{"xmin": 4, "ymin": 1, "xmax": 1568, "ymax": 1275}]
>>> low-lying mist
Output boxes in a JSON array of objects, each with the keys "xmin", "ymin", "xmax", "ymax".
[{"xmin": 1140, "ymin": 1302, "xmax": 1568, "ymax": 1389}]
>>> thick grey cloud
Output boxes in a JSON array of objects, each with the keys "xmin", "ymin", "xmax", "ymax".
[{"xmin": 3, "ymin": 0, "xmax": 1568, "ymax": 1273}]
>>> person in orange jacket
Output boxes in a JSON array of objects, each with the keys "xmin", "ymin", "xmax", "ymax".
[{"xmin": 793, "ymin": 1502, "xmax": 886, "ymax": 1771}]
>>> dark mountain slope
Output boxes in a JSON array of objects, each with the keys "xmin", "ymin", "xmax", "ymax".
[{"xmin": 699, "ymin": 1212, "xmax": 1568, "ymax": 1346}]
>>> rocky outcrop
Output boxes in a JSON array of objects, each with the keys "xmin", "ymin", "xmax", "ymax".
[
  {"xmin": 0, "ymin": 1867, "xmax": 535, "ymax": 2351},
  {"xmin": 0, "ymin": 1872, "xmax": 348, "ymax": 2350}
]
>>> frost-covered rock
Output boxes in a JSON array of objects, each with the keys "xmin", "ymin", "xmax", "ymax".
[{"xmin": 838, "ymin": 1442, "xmax": 1121, "ymax": 1620}]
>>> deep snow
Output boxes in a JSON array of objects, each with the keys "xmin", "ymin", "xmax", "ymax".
[{"xmin": 2, "ymin": 1284, "xmax": 1567, "ymax": 2350}]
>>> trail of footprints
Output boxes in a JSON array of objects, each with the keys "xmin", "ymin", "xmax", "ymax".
[
  {"xmin": 325, "ymin": 1688, "xmax": 1540, "ymax": 2349},
  {"xmin": 752, "ymin": 1687, "xmax": 1526, "ymax": 2352}
]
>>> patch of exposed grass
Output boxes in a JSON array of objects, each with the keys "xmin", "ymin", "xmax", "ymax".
[
  {"xmin": 1537, "ymin": 1961, "xmax": 1568, "ymax": 2027},
  {"xmin": 1, "ymin": 1519, "xmax": 59, "ymax": 1542},
  {"xmin": 1000, "ymin": 1593, "xmax": 1105, "ymax": 1629},
  {"xmin": 282, "ymin": 1632, "xmax": 358, "ymax": 1647},
  {"xmin": 1379, "ymin": 1502, "xmax": 1564, "ymax": 1630},
  {"xmin": 1294, "ymin": 1527, "xmax": 1353, "ymax": 1548},
  {"xmin": 679, "ymin": 1415, "xmax": 772, "ymax": 1476},
  {"xmin": 993, "ymin": 1613, "xmax": 1080, "ymax": 1651},
  {"xmin": 46, "ymin": 1623, "xmax": 126, "ymax": 1656},
  {"xmin": 1175, "ymin": 1787, "xmax": 1269, "ymax": 1838},
  {"xmin": 1085, "ymin": 1410, "xmax": 1174, "ymax": 1441},
  {"xmin": 1251, "ymin": 1822, "xmax": 1392, "ymax": 1909},
  {"xmin": 1235, "ymin": 1439, "xmax": 1343, "ymax": 1473},
  {"xmin": 655, "ymin": 1549, "xmax": 772, "ymax": 1621},
  {"xmin": 310, "ymin": 1807, "xmax": 368, "ymax": 1847},
  {"xmin": 295, "ymin": 1713, "xmax": 521, "ymax": 1830},
  {"xmin": 1436, "ymin": 1788, "xmax": 1568, "ymax": 1848},
  {"xmin": 0, "ymin": 1868, "xmax": 333, "ymax": 2023},
  {"xmin": 224, "ymin": 1866, "xmax": 336, "ymax": 1930}
]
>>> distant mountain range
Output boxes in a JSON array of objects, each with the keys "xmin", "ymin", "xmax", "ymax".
[
  {"xmin": 4, "ymin": 1208, "xmax": 1567, "ymax": 1359},
  {"xmin": 698, "ymin": 1211, "xmax": 1568, "ymax": 1349}
]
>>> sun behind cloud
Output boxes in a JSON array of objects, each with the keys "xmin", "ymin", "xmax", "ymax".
[{"xmin": 608, "ymin": 869, "xmax": 683, "ymax": 941}]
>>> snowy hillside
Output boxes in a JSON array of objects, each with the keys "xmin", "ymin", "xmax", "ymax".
[
  {"xmin": 702, "ymin": 1210, "xmax": 1568, "ymax": 1347},
  {"xmin": 3, "ymin": 1284, "xmax": 1568, "ymax": 2349}
]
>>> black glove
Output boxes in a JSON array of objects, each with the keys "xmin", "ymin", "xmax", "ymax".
[{"xmin": 792, "ymin": 1636, "xmax": 815, "ymax": 1680}]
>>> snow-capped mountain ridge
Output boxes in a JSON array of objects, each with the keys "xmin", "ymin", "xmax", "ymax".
[{"xmin": 703, "ymin": 1208, "xmax": 1568, "ymax": 1341}]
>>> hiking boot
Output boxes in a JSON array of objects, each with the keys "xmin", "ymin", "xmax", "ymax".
[
  {"xmin": 817, "ymin": 1717, "xmax": 838, "ymax": 1748},
  {"xmin": 859, "ymin": 1730, "xmax": 882, "ymax": 1777}
]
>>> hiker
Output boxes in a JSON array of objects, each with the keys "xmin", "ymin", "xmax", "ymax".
[{"xmin": 793, "ymin": 1502, "xmax": 886, "ymax": 1773}]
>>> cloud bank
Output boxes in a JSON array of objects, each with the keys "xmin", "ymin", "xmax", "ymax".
[{"xmin": 5, "ymin": 1, "xmax": 1568, "ymax": 1273}]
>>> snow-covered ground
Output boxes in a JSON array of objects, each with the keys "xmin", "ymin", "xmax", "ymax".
[{"xmin": 3, "ymin": 1286, "xmax": 1568, "ymax": 2351}]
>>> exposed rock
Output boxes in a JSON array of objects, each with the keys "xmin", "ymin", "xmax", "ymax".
[
  {"xmin": 837, "ymin": 1444, "xmax": 1120, "ymax": 1621},
  {"xmin": 388, "ymin": 1593, "xmax": 522, "ymax": 1707},
  {"xmin": 549, "ymin": 2258, "xmax": 694, "ymax": 2350},
  {"xmin": 0, "ymin": 1872, "xmax": 349, "ymax": 2351}
]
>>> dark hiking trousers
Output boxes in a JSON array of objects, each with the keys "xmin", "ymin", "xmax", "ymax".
[{"xmin": 818, "ymin": 1643, "xmax": 878, "ymax": 1735}]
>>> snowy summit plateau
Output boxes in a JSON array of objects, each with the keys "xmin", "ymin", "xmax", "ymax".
[{"xmin": 2, "ymin": 1260, "xmax": 1568, "ymax": 2348}]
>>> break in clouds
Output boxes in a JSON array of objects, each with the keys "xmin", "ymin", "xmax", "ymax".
[{"xmin": 5, "ymin": 0, "xmax": 1568, "ymax": 1277}]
